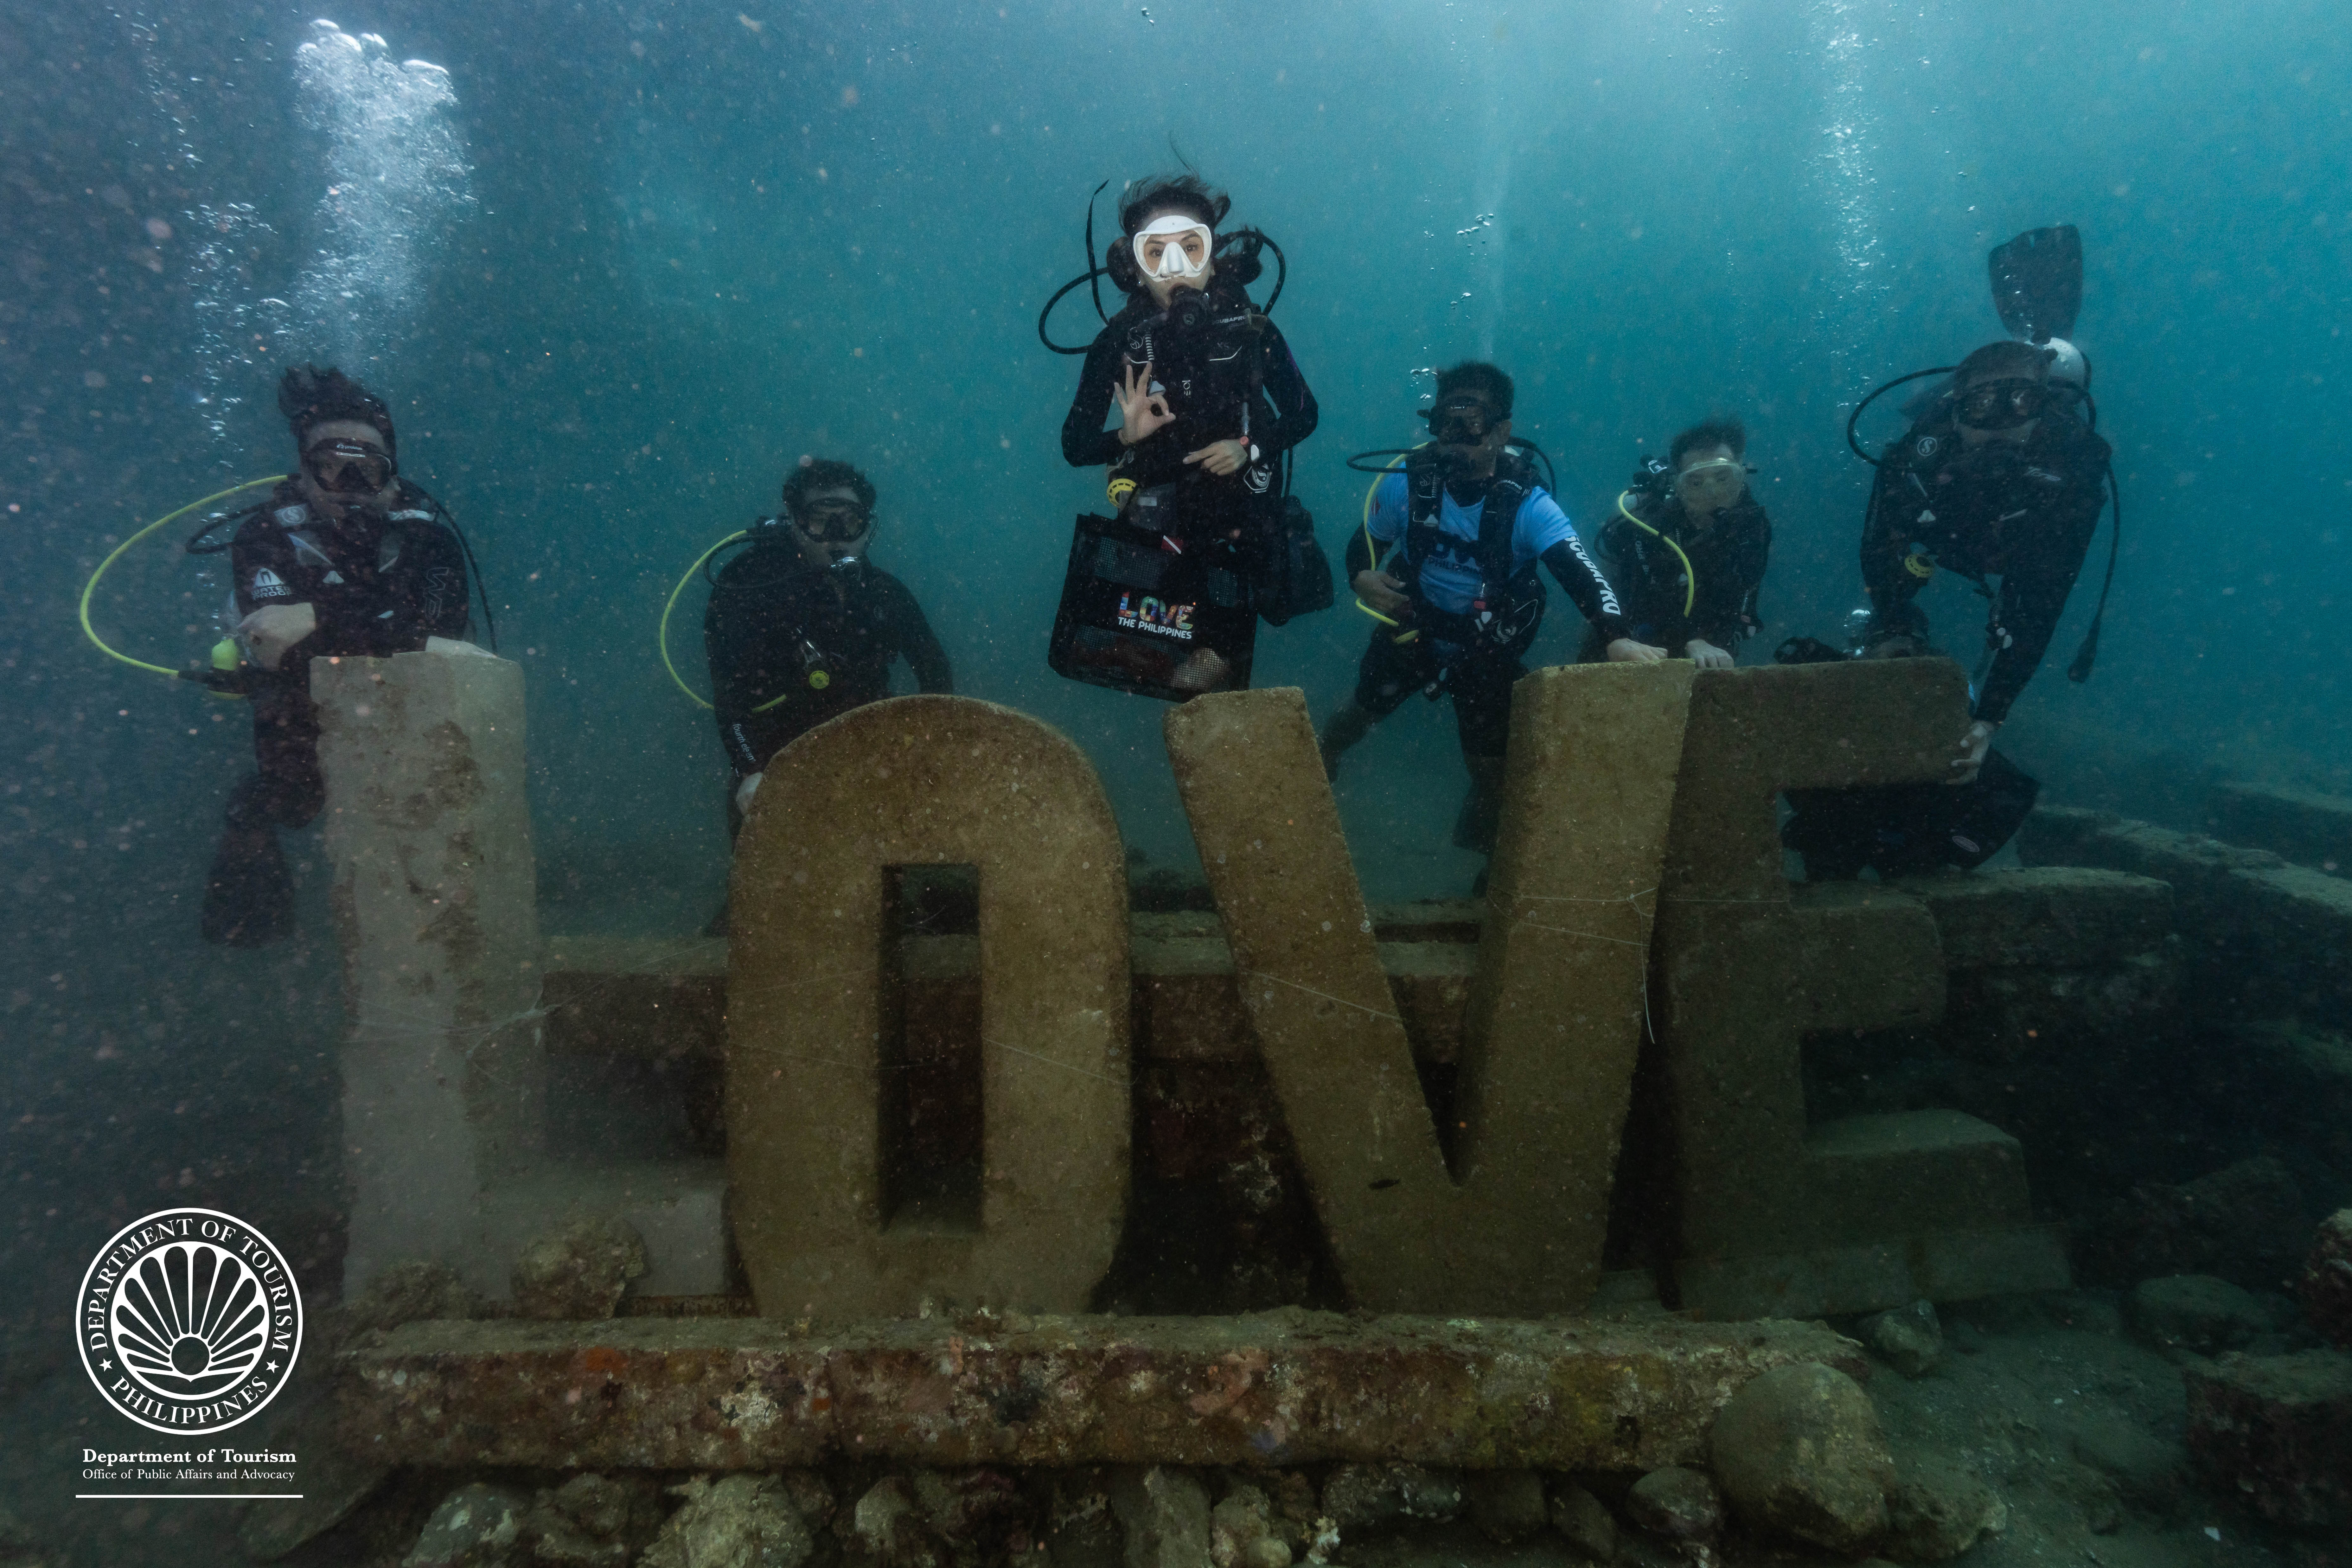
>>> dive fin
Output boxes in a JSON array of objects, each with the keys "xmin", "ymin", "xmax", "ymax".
[{"xmin": 1989, "ymin": 224, "xmax": 2082, "ymax": 343}]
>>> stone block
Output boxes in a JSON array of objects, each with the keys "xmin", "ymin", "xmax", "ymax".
[
  {"xmin": 2184, "ymin": 1349, "xmax": 2352, "ymax": 1529},
  {"xmin": 1651, "ymin": 661, "xmax": 2066, "ymax": 1317},
  {"xmin": 1891, "ymin": 867, "xmax": 2174, "ymax": 970},
  {"xmin": 726, "ymin": 696, "xmax": 1130, "ymax": 1318},
  {"xmin": 1163, "ymin": 670, "xmax": 1692, "ymax": 1315},
  {"xmin": 337, "ymin": 1311, "xmax": 1869, "ymax": 1472},
  {"xmin": 2208, "ymin": 780, "xmax": 2352, "ymax": 875},
  {"xmin": 314, "ymin": 651, "xmax": 545, "ymax": 1300},
  {"xmin": 2308, "ymin": 1210, "xmax": 2352, "ymax": 1349},
  {"xmin": 2020, "ymin": 807, "xmax": 2352, "ymax": 1027}
]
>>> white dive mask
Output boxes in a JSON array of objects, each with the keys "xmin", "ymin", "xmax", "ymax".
[{"xmin": 1132, "ymin": 216, "xmax": 1213, "ymax": 282}]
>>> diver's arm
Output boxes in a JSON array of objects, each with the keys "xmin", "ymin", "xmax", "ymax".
[
  {"xmin": 1350, "ymin": 474, "xmax": 1410, "ymax": 612},
  {"xmin": 891, "ymin": 582, "xmax": 955, "ymax": 695},
  {"xmin": 1061, "ymin": 330, "xmax": 1130, "ymax": 469},
  {"xmin": 1858, "ymin": 464, "xmax": 1928, "ymax": 642},
  {"xmin": 1972, "ymin": 480, "xmax": 2101, "ymax": 725},
  {"xmin": 227, "ymin": 520, "xmax": 317, "ymax": 670},
  {"xmin": 1251, "ymin": 322, "xmax": 1319, "ymax": 458},
  {"xmin": 703, "ymin": 577, "xmax": 785, "ymax": 776},
  {"xmin": 1344, "ymin": 526, "xmax": 1376, "ymax": 582}
]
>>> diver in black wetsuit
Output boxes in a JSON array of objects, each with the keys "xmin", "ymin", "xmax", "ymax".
[
  {"xmin": 201, "ymin": 365, "xmax": 474, "ymax": 947},
  {"xmin": 1588, "ymin": 417, "xmax": 1772, "ymax": 669},
  {"xmin": 1318, "ymin": 363, "xmax": 1663, "ymax": 870},
  {"xmin": 1059, "ymin": 173, "xmax": 1319, "ymax": 693},
  {"xmin": 1858, "ymin": 338, "xmax": 2112, "ymax": 781},
  {"xmin": 1782, "ymin": 337, "xmax": 2111, "ymax": 880},
  {"xmin": 703, "ymin": 459, "xmax": 952, "ymax": 831}
]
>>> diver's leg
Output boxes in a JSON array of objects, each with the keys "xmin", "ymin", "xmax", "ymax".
[
  {"xmin": 1448, "ymin": 655, "xmax": 1522, "ymax": 858},
  {"xmin": 1323, "ymin": 632, "xmax": 1424, "ymax": 782},
  {"xmin": 201, "ymin": 682, "xmax": 315, "ymax": 946}
]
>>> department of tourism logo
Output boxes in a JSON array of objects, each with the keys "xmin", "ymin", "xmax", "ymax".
[{"xmin": 78, "ymin": 1209, "xmax": 303, "ymax": 1436}]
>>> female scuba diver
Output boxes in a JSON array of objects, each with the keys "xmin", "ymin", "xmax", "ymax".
[{"xmin": 1057, "ymin": 172, "xmax": 1318, "ymax": 694}]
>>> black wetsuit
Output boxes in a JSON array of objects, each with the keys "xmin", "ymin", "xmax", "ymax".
[
  {"xmin": 204, "ymin": 479, "xmax": 471, "ymax": 943},
  {"xmin": 703, "ymin": 537, "xmax": 952, "ymax": 796},
  {"xmin": 1061, "ymin": 283, "xmax": 1317, "ymax": 655},
  {"xmin": 1860, "ymin": 407, "xmax": 2111, "ymax": 724},
  {"xmin": 1592, "ymin": 491, "xmax": 1771, "ymax": 659}
]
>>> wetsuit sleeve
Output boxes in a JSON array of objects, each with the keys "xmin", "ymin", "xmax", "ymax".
[
  {"xmin": 886, "ymin": 578, "xmax": 955, "ymax": 694},
  {"xmin": 1860, "ymin": 461, "xmax": 1929, "ymax": 642},
  {"xmin": 704, "ymin": 571, "xmax": 789, "ymax": 778},
  {"xmin": 228, "ymin": 513, "xmax": 297, "ymax": 619},
  {"xmin": 1695, "ymin": 508, "xmax": 1770, "ymax": 648},
  {"xmin": 410, "ymin": 524, "xmax": 472, "ymax": 642},
  {"xmin": 1973, "ymin": 463, "xmax": 2106, "ymax": 725},
  {"xmin": 1250, "ymin": 319, "xmax": 1319, "ymax": 459},
  {"xmin": 1534, "ymin": 502, "xmax": 1630, "ymax": 643},
  {"xmin": 1061, "ymin": 327, "xmax": 1130, "ymax": 469}
]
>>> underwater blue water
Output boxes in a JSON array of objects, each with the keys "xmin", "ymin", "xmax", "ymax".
[{"xmin": 3, "ymin": 2, "xmax": 2350, "ymax": 1553}]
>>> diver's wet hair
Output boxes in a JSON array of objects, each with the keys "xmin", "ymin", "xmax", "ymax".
[
  {"xmin": 783, "ymin": 458, "xmax": 876, "ymax": 517},
  {"xmin": 278, "ymin": 363, "xmax": 397, "ymax": 456},
  {"xmin": 1118, "ymin": 173, "xmax": 1231, "ymax": 238},
  {"xmin": 1671, "ymin": 417, "xmax": 1747, "ymax": 469},
  {"xmin": 1955, "ymin": 340, "xmax": 2050, "ymax": 385},
  {"xmin": 1433, "ymin": 362, "xmax": 1515, "ymax": 420}
]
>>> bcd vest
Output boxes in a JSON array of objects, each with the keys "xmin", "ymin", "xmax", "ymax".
[{"xmin": 1398, "ymin": 448, "xmax": 1546, "ymax": 656}]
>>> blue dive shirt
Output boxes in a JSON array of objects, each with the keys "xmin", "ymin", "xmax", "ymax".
[{"xmin": 1365, "ymin": 470, "xmax": 1582, "ymax": 616}]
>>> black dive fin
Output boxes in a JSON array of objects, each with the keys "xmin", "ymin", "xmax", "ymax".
[{"xmin": 1989, "ymin": 224, "xmax": 2082, "ymax": 343}]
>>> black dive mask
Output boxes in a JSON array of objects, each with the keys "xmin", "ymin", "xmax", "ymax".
[
  {"xmin": 793, "ymin": 498, "xmax": 873, "ymax": 543},
  {"xmin": 1954, "ymin": 378, "xmax": 2050, "ymax": 432},
  {"xmin": 303, "ymin": 438, "xmax": 395, "ymax": 496},
  {"xmin": 1425, "ymin": 396, "xmax": 1496, "ymax": 451}
]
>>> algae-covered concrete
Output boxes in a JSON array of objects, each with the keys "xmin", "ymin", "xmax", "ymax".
[
  {"xmin": 337, "ymin": 1310, "xmax": 1868, "ymax": 1472},
  {"xmin": 726, "ymin": 696, "xmax": 1130, "ymax": 1319},
  {"xmin": 315, "ymin": 650, "xmax": 545, "ymax": 1300},
  {"xmin": 1162, "ymin": 671, "xmax": 1692, "ymax": 1315},
  {"xmin": 1651, "ymin": 661, "xmax": 2066, "ymax": 1318}
]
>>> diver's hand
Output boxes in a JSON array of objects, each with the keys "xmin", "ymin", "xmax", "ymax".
[
  {"xmin": 1352, "ymin": 570, "xmax": 1410, "ymax": 617},
  {"xmin": 1184, "ymin": 438, "xmax": 1250, "ymax": 477},
  {"xmin": 424, "ymin": 636, "xmax": 493, "ymax": 658},
  {"xmin": 734, "ymin": 772, "xmax": 763, "ymax": 813},
  {"xmin": 1115, "ymin": 361, "xmax": 1174, "ymax": 446},
  {"xmin": 1606, "ymin": 637, "xmax": 1669, "ymax": 664},
  {"xmin": 1948, "ymin": 719, "xmax": 1998, "ymax": 786},
  {"xmin": 1685, "ymin": 639, "xmax": 1734, "ymax": 670},
  {"xmin": 239, "ymin": 602, "xmax": 317, "ymax": 671}
]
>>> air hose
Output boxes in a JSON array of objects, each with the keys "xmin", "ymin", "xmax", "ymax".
[{"xmin": 78, "ymin": 476, "xmax": 287, "ymax": 680}]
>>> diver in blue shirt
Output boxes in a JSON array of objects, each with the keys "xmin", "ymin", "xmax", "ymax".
[{"xmin": 1318, "ymin": 362, "xmax": 1664, "ymax": 865}]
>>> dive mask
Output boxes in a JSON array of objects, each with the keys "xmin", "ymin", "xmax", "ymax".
[
  {"xmin": 793, "ymin": 498, "xmax": 872, "ymax": 543},
  {"xmin": 1954, "ymin": 378, "xmax": 2049, "ymax": 431},
  {"xmin": 1132, "ymin": 216, "xmax": 1214, "ymax": 282},
  {"xmin": 1425, "ymin": 395, "xmax": 1495, "ymax": 449},
  {"xmin": 1674, "ymin": 456, "xmax": 1750, "ymax": 502},
  {"xmin": 303, "ymin": 438, "xmax": 395, "ymax": 496}
]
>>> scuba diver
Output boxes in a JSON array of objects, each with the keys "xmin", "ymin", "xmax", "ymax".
[
  {"xmin": 1319, "ymin": 362, "xmax": 1664, "ymax": 876},
  {"xmin": 1856, "ymin": 336, "xmax": 2112, "ymax": 781},
  {"xmin": 202, "ymin": 365, "xmax": 476, "ymax": 946},
  {"xmin": 703, "ymin": 459, "xmax": 952, "ymax": 834},
  {"xmin": 1783, "ymin": 225, "xmax": 2118, "ymax": 880},
  {"xmin": 1053, "ymin": 172, "xmax": 1319, "ymax": 695},
  {"xmin": 1588, "ymin": 416, "xmax": 1771, "ymax": 668}
]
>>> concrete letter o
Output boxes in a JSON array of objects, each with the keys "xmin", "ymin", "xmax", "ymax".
[{"xmin": 726, "ymin": 696, "xmax": 1130, "ymax": 1317}]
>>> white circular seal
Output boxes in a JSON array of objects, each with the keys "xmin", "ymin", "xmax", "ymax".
[{"xmin": 78, "ymin": 1208, "xmax": 304, "ymax": 1435}]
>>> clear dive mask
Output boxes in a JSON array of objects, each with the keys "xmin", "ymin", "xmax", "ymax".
[
  {"xmin": 1674, "ymin": 456, "xmax": 1750, "ymax": 503},
  {"xmin": 1132, "ymin": 216, "xmax": 1214, "ymax": 282}
]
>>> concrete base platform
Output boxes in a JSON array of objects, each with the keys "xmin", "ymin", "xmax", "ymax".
[
  {"xmin": 338, "ymin": 1311, "xmax": 1866, "ymax": 1473},
  {"xmin": 1675, "ymin": 1223, "xmax": 2071, "ymax": 1321}
]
